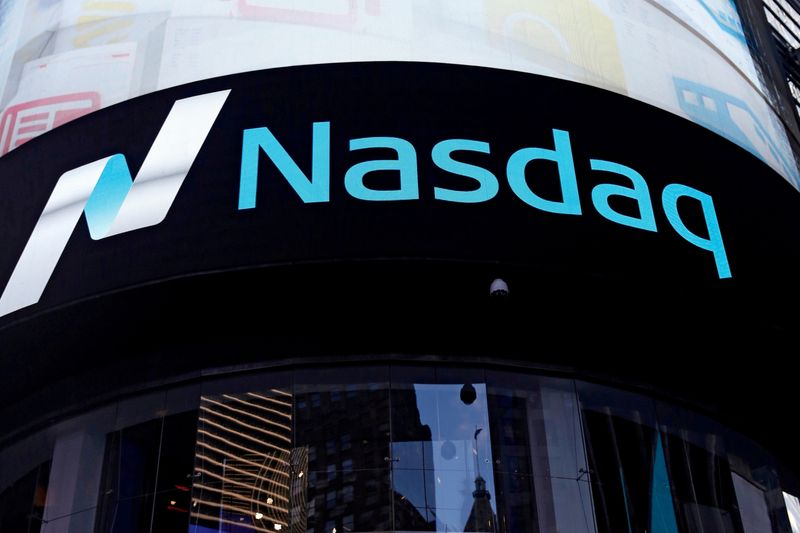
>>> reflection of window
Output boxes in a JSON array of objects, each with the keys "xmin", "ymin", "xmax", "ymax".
[
  {"xmin": 326, "ymin": 490, "xmax": 337, "ymax": 509},
  {"xmin": 341, "ymin": 433, "xmax": 352, "ymax": 450}
]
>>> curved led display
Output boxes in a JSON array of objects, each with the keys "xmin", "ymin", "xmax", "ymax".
[
  {"xmin": 2, "ymin": 62, "xmax": 799, "ymax": 325},
  {"xmin": 0, "ymin": 0, "xmax": 798, "ymax": 186}
]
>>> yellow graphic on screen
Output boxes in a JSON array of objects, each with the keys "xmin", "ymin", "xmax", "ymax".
[
  {"xmin": 72, "ymin": 1, "xmax": 137, "ymax": 48},
  {"xmin": 487, "ymin": 0, "xmax": 625, "ymax": 90}
]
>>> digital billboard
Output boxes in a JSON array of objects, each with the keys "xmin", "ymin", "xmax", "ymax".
[
  {"xmin": 0, "ymin": 62, "xmax": 799, "ymax": 326},
  {"xmin": 0, "ymin": 0, "xmax": 797, "ymax": 187}
]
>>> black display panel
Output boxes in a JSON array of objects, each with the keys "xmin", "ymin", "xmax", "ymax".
[
  {"xmin": 2, "ymin": 61, "xmax": 798, "ymax": 322},
  {"xmin": 1, "ymin": 62, "xmax": 799, "ymax": 467}
]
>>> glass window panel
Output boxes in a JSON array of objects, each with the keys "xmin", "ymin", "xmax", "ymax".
[
  {"xmin": 0, "ymin": 461, "xmax": 50, "ymax": 533},
  {"xmin": 727, "ymin": 431, "xmax": 787, "ymax": 533},
  {"xmin": 190, "ymin": 388, "xmax": 293, "ymax": 533},
  {"xmin": 295, "ymin": 366, "xmax": 390, "ymax": 474},
  {"xmin": 114, "ymin": 420, "xmax": 162, "ymax": 500},
  {"xmin": 732, "ymin": 472, "xmax": 774, "ymax": 533},
  {"xmin": 487, "ymin": 371, "xmax": 596, "ymax": 533},
  {"xmin": 96, "ymin": 493, "xmax": 156, "ymax": 533},
  {"xmin": 41, "ymin": 412, "xmax": 112, "ymax": 530},
  {"xmin": 577, "ymin": 382, "xmax": 661, "ymax": 533},
  {"xmin": 151, "ymin": 411, "xmax": 199, "ymax": 533},
  {"xmin": 657, "ymin": 403, "xmax": 743, "ymax": 533},
  {"xmin": 95, "ymin": 419, "xmax": 162, "ymax": 533},
  {"xmin": 490, "ymin": 472, "xmax": 537, "ymax": 533},
  {"xmin": 294, "ymin": 366, "xmax": 391, "ymax": 533},
  {"xmin": 200, "ymin": 369, "xmax": 292, "ymax": 398},
  {"xmin": 391, "ymin": 366, "xmax": 497, "ymax": 532},
  {"xmin": 303, "ymin": 469, "xmax": 392, "ymax": 532}
]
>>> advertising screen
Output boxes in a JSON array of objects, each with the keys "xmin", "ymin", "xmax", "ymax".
[
  {"xmin": 0, "ymin": 0, "xmax": 797, "ymax": 187},
  {"xmin": 1, "ymin": 62, "xmax": 799, "ymax": 325}
]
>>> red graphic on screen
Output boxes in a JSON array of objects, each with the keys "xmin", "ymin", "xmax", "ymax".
[
  {"xmin": 237, "ymin": 0, "xmax": 381, "ymax": 29},
  {"xmin": 0, "ymin": 92, "xmax": 101, "ymax": 155}
]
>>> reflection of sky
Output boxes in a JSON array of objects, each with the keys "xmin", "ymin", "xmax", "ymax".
[{"xmin": 401, "ymin": 383, "xmax": 497, "ymax": 532}]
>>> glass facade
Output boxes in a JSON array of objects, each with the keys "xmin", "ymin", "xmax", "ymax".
[
  {"xmin": 1, "ymin": 362, "xmax": 797, "ymax": 533},
  {"xmin": 0, "ymin": 0, "xmax": 798, "ymax": 186}
]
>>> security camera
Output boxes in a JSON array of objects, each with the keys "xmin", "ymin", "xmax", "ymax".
[{"xmin": 489, "ymin": 278, "xmax": 509, "ymax": 297}]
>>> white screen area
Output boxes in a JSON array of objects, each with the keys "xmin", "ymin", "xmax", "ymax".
[
  {"xmin": 785, "ymin": 492, "xmax": 800, "ymax": 533},
  {"xmin": 0, "ymin": 0, "xmax": 797, "ymax": 187}
]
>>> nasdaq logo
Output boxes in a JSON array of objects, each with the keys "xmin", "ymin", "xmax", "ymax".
[
  {"xmin": 240, "ymin": 122, "xmax": 731, "ymax": 280},
  {"xmin": 0, "ymin": 90, "xmax": 230, "ymax": 318}
]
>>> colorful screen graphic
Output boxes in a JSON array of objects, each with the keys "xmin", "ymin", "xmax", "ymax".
[{"xmin": 0, "ymin": 0, "xmax": 797, "ymax": 186}]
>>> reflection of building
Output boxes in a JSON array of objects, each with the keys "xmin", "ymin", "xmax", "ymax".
[
  {"xmin": 191, "ymin": 391, "xmax": 295, "ymax": 533},
  {"xmin": 292, "ymin": 385, "xmax": 393, "ymax": 533},
  {"xmin": 464, "ymin": 476, "xmax": 498, "ymax": 533}
]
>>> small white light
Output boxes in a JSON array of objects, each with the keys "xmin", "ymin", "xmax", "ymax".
[
  {"xmin": 169, "ymin": 500, "xmax": 177, "ymax": 506},
  {"xmin": 297, "ymin": 471, "xmax": 304, "ymax": 478},
  {"xmin": 332, "ymin": 528, "xmax": 337, "ymax": 533},
  {"xmin": 266, "ymin": 497, "xmax": 274, "ymax": 504},
  {"xmin": 274, "ymin": 524, "xmax": 282, "ymax": 530},
  {"xmin": 255, "ymin": 512, "xmax": 264, "ymax": 520}
]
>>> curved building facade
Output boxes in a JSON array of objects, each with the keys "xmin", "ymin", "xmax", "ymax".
[{"xmin": 2, "ymin": 1, "xmax": 800, "ymax": 533}]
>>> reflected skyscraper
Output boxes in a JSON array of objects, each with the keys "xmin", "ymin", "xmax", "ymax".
[
  {"xmin": 190, "ymin": 391, "xmax": 295, "ymax": 533},
  {"xmin": 464, "ymin": 476, "xmax": 498, "ymax": 533}
]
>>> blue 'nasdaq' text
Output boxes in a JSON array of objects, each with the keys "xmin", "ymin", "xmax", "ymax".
[{"xmin": 238, "ymin": 122, "xmax": 731, "ymax": 279}]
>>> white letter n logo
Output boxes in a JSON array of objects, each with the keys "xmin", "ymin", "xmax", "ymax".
[{"xmin": 0, "ymin": 89, "xmax": 230, "ymax": 318}]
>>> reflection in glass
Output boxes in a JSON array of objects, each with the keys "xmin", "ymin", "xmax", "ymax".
[
  {"xmin": 5, "ymin": 365, "xmax": 800, "ymax": 533},
  {"xmin": 731, "ymin": 472, "xmax": 774, "ymax": 533},
  {"xmin": 190, "ymin": 390, "xmax": 294, "ymax": 533},
  {"xmin": 578, "ymin": 383, "xmax": 678, "ymax": 533},
  {"xmin": 95, "ymin": 419, "xmax": 162, "ymax": 533},
  {"xmin": 657, "ymin": 404, "xmax": 745, "ymax": 533},
  {"xmin": 95, "ymin": 411, "xmax": 198, "ymax": 533},
  {"xmin": 488, "ymin": 372, "xmax": 596, "ymax": 533},
  {"xmin": 392, "ymin": 381, "xmax": 497, "ymax": 532},
  {"xmin": 152, "ymin": 411, "xmax": 198, "ymax": 532},
  {"xmin": 663, "ymin": 431, "xmax": 742, "ymax": 533},
  {"xmin": 294, "ymin": 372, "xmax": 392, "ymax": 533}
]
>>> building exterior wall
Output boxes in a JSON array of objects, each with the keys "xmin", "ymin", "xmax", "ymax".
[{"xmin": 2, "ymin": 2, "xmax": 800, "ymax": 533}]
